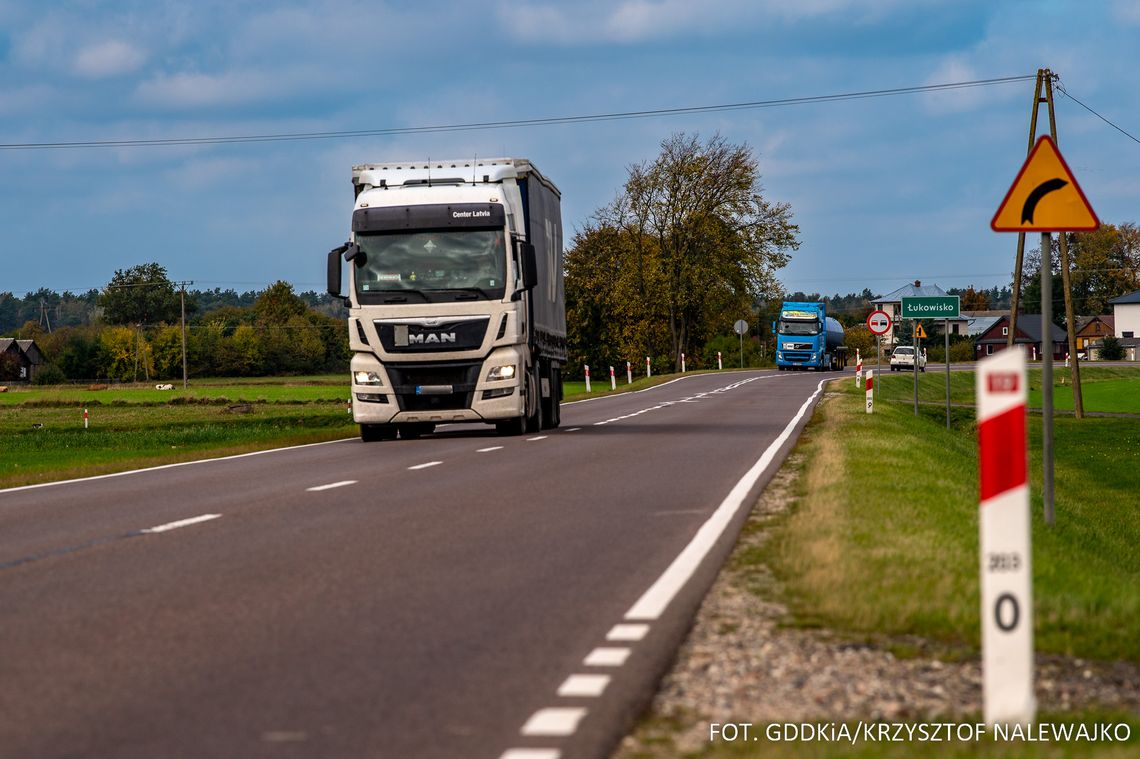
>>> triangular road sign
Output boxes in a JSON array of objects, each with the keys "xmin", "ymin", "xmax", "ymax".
[
  {"xmin": 992, "ymin": 136, "xmax": 1098, "ymax": 232},
  {"xmin": 915, "ymin": 323, "xmax": 927, "ymax": 339}
]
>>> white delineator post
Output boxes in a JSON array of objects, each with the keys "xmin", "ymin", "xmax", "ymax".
[
  {"xmin": 681, "ymin": 353, "xmax": 686, "ymax": 373},
  {"xmin": 626, "ymin": 361, "xmax": 632, "ymax": 384},
  {"xmin": 646, "ymin": 356, "xmax": 651, "ymax": 378},
  {"xmin": 609, "ymin": 366, "xmax": 616, "ymax": 391},
  {"xmin": 865, "ymin": 370, "xmax": 873, "ymax": 414},
  {"xmin": 856, "ymin": 349, "xmax": 863, "ymax": 389},
  {"xmin": 977, "ymin": 348, "xmax": 1035, "ymax": 727},
  {"xmin": 717, "ymin": 351, "xmax": 722, "ymax": 371},
  {"xmin": 84, "ymin": 408, "xmax": 89, "ymax": 429},
  {"xmin": 584, "ymin": 365, "xmax": 591, "ymax": 393}
]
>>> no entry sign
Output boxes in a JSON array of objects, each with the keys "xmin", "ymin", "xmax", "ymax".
[{"xmin": 866, "ymin": 310, "xmax": 891, "ymax": 335}]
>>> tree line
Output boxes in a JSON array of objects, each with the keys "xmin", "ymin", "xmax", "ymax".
[{"xmin": 5, "ymin": 264, "xmax": 348, "ymax": 383}]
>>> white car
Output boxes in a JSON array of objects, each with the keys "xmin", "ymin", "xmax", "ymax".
[{"xmin": 890, "ymin": 346, "xmax": 926, "ymax": 372}]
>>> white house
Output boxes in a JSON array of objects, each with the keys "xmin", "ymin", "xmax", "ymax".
[{"xmin": 1107, "ymin": 289, "xmax": 1140, "ymax": 360}]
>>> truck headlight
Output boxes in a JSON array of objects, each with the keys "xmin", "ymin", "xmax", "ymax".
[
  {"xmin": 486, "ymin": 364, "xmax": 516, "ymax": 381},
  {"xmin": 354, "ymin": 371, "xmax": 383, "ymax": 386}
]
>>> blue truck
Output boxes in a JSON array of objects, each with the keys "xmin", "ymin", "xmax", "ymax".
[{"xmin": 774, "ymin": 301, "xmax": 848, "ymax": 371}]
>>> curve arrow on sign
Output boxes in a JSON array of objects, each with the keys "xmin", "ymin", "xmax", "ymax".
[{"xmin": 1020, "ymin": 178, "xmax": 1068, "ymax": 224}]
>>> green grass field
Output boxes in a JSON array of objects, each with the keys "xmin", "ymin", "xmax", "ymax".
[
  {"xmin": 762, "ymin": 372, "xmax": 1140, "ymax": 663},
  {"xmin": 871, "ymin": 365, "xmax": 1140, "ymax": 414}
]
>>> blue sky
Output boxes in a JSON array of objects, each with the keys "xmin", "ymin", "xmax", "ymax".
[{"xmin": 2, "ymin": 0, "xmax": 1138, "ymax": 299}]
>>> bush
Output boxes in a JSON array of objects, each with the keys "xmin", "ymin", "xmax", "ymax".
[
  {"xmin": 33, "ymin": 363, "xmax": 68, "ymax": 385},
  {"xmin": 1100, "ymin": 335, "xmax": 1126, "ymax": 361}
]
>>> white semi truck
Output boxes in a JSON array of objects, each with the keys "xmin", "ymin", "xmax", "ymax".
[{"xmin": 326, "ymin": 158, "xmax": 566, "ymax": 441}]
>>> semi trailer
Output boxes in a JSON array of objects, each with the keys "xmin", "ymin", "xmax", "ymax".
[{"xmin": 326, "ymin": 158, "xmax": 566, "ymax": 441}]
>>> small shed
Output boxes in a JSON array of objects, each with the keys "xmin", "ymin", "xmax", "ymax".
[{"xmin": 0, "ymin": 338, "xmax": 45, "ymax": 381}]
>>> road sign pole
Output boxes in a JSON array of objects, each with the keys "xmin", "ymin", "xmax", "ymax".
[
  {"xmin": 875, "ymin": 335, "xmax": 880, "ymax": 400},
  {"xmin": 977, "ymin": 348, "xmax": 1035, "ymax": 726},
  {"xmin": 946, "ymin": 318, "xmax": 951, "ymax": 430},
  {"xmin": 1042, "ymin": 232, "xmax": 1055, "ymax": 525},
  {"xmin": 913, "ymin": 326, "xmax": 919, "ymax": 416}
]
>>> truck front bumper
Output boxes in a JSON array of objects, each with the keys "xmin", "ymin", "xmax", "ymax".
[{"xmin": 349, "ymin": 347, "xmax": 526, "ymax": 425}]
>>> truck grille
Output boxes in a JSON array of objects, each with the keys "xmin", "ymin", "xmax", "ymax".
[
  {"xmin": 375, "ymin": 317, "xmax": 489, "ymax": 353},
  {"xmin": 385, "ymin": 361, "xmax": 482, "ymax": 411}
]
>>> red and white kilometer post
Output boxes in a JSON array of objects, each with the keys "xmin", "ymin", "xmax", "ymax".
[
  {"xmin": 609, "ymin": 366, "xmax": 616, "ymax": 390},
  {"xmin": 865, "ymin": 370, "xmax": 873, "ymax": 413},
  {"xmin": 977, "ymin": 348, "xmax": 1035, "ymax": 726}
]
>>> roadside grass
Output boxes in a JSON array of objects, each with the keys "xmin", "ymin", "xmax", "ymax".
[
  {"xmin": 762, "ymin": 376, "xmax": 1140, "ymax": 663},
  {"xmin": 0, "ymin": 376, "xmax": 349, "ymax": 406}
]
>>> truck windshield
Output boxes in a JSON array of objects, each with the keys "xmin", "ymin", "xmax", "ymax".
[
  {"xmin": 779, "ymin": 319, "xmax": 821, "ymax": 336},
  {"xmin": 354, "ymin": 229, "xmax": 507, "ymax": 301}
]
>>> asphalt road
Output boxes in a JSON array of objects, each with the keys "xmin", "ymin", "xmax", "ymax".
[{"xmin": 0, "ymin": 369, "xmax": 829, "ymax": 759}]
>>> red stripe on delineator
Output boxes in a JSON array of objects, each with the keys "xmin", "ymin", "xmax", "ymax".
[{"xmin": 978, "ymin": 404, "xmax": 1027, "ymax": 502}]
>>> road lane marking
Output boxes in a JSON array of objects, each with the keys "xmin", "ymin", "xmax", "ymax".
[
  {"xmin": 624, "ymin": 378, "xmax": 828, "ymax": 621},
  {"xmin": 407, "ymin": 461, "xmax": 443, "ymax": 470},
  {"xmin": 305, "ymin": 480, "xmax": 357, "ymax": 492},
  {"xmin": 500, "ymin": 750, "xmax": 560, "ymax": 759},
  {"xmin": 606, "ymin": 623, "xmax": 650, "ymax": 642},
  {"xmin": 556, "ymin": 674, "xmax": 611, "ymax": 698},
  {"xmin": 141, "ymin": 514, "xmax": 222, "ymax": 534},
  {"xmin": 527, "ymin": 435, "xmax": 548, "ymax": 441},
  {"xmin": 477, "ymin": 446, "xmax": 504, "ymax": 453},
  {"xmin": 520, "ymin": 708, "xmax": 588, "ymax": 737},
  {"xmin": 564, "ymin": 427, "xmax": 581, "ymax": 432},
  {"xmin": 583, "ymin": 647, "xmax": 631, "ymax": 667}
]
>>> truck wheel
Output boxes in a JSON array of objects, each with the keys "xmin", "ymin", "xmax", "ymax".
[
  {"xmin": 361, "ymin": 424, "xmax": 397, "ymax": 442},
  {"xmin": 496, "ymin": 417, "xmax": 525, "ymax": 436},
  {"xmin": 524, "ymin": 363, "xmax": 542, "ymax": 433},
  {"xmin": 541, "ymin": 365, "xmax": 561, "ymax": 429}
]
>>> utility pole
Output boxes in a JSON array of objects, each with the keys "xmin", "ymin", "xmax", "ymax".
[
  {"xmin": 1009, "ymin": 68, "xmax": 1084, "ymax": 417},
  {"xmin": 39, "ymin": 299, "xmax": 53, "ymax": 333},
  {"xmin": 175, "ymin": 281, "xmax": 193, "ymax": 389}
]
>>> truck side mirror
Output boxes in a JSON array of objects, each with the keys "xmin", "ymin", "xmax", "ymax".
[
  {"xmin": 519, "ymin": 241, "xmax": 538, "ymax": 291},
  {"xmin": 327, "ymin": 245, "xmax": 345, "ymax": 297}
]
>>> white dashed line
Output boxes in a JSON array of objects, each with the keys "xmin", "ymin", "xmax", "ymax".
[
  {"xmin": 499, "ymin": 749, "xmax": 561, "ymax": 759},
  {"xmin": 140, "ymin": 514, "xmax": 222, "ymax": 534},
  {"xmin": 564, "ymin": 427, "xmax": 581, "ymax": 432},
  {"xmin": 527, "ymin": 435, "xmax": 548, "ymax": 441},
  {"xmin": 520, "ymin": 708, "xmax": 588, "ymax": 737},
  {"xmin": 305, "ymin": 480, "xmax": 357, "ymax": 492},
  {"xmin": 556, "ymin": 674, "xmax": 611, "ymax": 698},
  {"xmin": 477, "ymin": 446, "xmax": 504, "ymax": 453},
  {"xmin": 606, "ymin": 623, "xmax": 650, "ymax": 642},
  {"xmin": 407, "ymin": 461, "xmax": 443, "ymax": 470},
  {"xmin": 583, "ymin": 647, "xmax": 631, "ymax": 667}
]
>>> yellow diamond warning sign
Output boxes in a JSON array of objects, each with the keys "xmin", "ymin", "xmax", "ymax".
[{"xmin": 992, "ymin": 136, "xmax": 1098, "ymax": 232}]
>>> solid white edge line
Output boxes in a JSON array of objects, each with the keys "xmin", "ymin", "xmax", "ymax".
[
  {"xmin": 520, "ymin": 707, "xmax": 588, "ymax": 737},
  {"xmin": 556, "ymin": 674, "xmax": 611, "ymax": 698},
  {"xmin": 624, "ymin": 378, "xmax": 828, "ymax": 621},
  {"xmin": 141, "ymin": 513, "xmax": 222, "ymax": 534},
  {"xmin": 407, "ymin": 461, "xmax": 443, "ymax": 470},
  {"xmin": 305, "ymin": 480, "xmax": 357, "ymax": 492},
  {"xmin": 583, "ymin": 647, "xmax": 631, "ymax": 667},
  {"xmin": 0, "ymin": 437, "xmax": 354, "ymax": 495}
]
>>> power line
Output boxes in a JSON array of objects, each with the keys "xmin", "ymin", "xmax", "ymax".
[
  {"xmin": 0, "ymin": 75, "xmax": 1034, "ymax": 151},
  {"xmin": 1055, "ymin": 83, "xmax": 1140, "ymax": 146}
]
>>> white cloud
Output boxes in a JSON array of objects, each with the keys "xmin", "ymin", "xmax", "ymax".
[
  {"xmin": 134, "ymin": 68, "xmax": 323, "ymax": 110},
  {"xmin": 498, "ymin": 0, "xmax": 931, "ymax": 45},
  {"xmin": 73, "ymin": 40, "xmax": 147, "ymax": 79}
]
